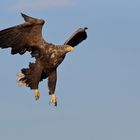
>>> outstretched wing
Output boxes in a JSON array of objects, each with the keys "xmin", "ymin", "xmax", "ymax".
[
  {"xmin": 0, "ymin": 13, "xmax": 46, "ymax": 55},
  {"xmin": 64, "ymin": 27, "xmax": 88, "ymax": 47}
]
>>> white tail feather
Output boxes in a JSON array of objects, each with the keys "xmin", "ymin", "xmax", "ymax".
[{"xmin": 17, "ymin": 72, "xmax": 27, "ymax": 87}]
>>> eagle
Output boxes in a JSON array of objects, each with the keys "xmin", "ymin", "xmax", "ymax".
[{"xmin": 0, "ymin": 13, "xmax": 87, "ymax": 106}]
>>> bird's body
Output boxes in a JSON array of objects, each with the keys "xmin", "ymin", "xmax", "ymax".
[{"xmin": 0, "ymin": 13, "xmax": 87, "ymax": 106}]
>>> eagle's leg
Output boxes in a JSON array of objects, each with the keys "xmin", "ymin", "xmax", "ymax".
[
  {"xmin": 34, "ymin": 89, "xmax": 40, "ymax": 100},
  {"xmin": 48, "ymin": 70, "xmax": 57, "ymax": 106}
]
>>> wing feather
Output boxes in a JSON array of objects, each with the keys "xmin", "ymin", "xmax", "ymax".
[
  {"xmin": 64, "ymin": 27, "xmax": 88, "ymax": 47},
  {"xmin": 0, "ymin": 13, "xmax": 46, "ymax": 55}
]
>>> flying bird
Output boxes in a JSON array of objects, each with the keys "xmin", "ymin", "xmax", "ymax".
[{"xmin": 0, "ymin": 13, "xmax": 87, "ymax": 106}]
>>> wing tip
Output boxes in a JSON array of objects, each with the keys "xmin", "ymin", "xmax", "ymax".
[
  {"xmin": 21, "ymin": 13, "xmax": 31, "ymax": 22},
  {"xmin": 21, "ymin": 13, "xmax": 36, "ymax": 22},
  {"xmin": 21, "ymin": 13, "xmax": 28, "ymax": 19},
  {"xmin": 21, "ymin": 12, "xmax": 25, "ymax": 17},
  {"xmin": 20, "ymin": 13, "xmax": 45, "ymax": 25}
]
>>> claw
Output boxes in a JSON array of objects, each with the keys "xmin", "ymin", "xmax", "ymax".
[
  {"xmin": 49, "ymin": 95, "xmax": 57, "ymax": 106},
  {"xmin": 34, "ymin": 89, "xmax": 40, "ymax": 101}
]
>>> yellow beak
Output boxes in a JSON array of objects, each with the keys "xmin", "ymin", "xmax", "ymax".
[{"xmin": 66, "ymin": 46, "xmax": 75, "ymax": 52}]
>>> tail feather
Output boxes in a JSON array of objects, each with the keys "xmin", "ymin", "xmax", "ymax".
[
  {"xmin": 17, "ymin": 62, "xmax": 43, "ymax": 89},
  {"xmin": 17, "ymin": 72, "xmax": 27, "ymax": 87}
]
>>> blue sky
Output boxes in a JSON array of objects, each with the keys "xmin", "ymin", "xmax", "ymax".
[{"xmin": 0, "ymin": 0, "xmax": 140, "ymax": 140}]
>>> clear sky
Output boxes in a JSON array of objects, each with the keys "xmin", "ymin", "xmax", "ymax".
[{"xmin": 0, "ymin": 0, "xmax": 140, "ymax": 140}]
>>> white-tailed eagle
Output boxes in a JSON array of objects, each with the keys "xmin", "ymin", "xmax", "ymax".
[{"xmin": 0, "ymin": 13, "xmax": 87, "ymax": 106}]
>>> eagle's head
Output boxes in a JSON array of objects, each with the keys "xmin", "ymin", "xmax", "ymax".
[
  {"xmin": 54, "ymin": 45, "xmax": 75, "ymax": 56},
  {"xmin": 49, "ymin": 45, "xmax": 75, "ymax": 61}
]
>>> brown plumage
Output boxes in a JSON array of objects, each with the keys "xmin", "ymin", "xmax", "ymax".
[{"xmin": 0, "ymin": 13, "xmax": 87, "ymax": 106}]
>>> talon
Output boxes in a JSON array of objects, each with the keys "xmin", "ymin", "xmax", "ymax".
[
  {"xmin": 34, "ymin": 89, "xmax": 40, "ymax": 101},
  {"xmin": 49, "ymin": 95, "xmax": 57, "ymax": 106}
]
